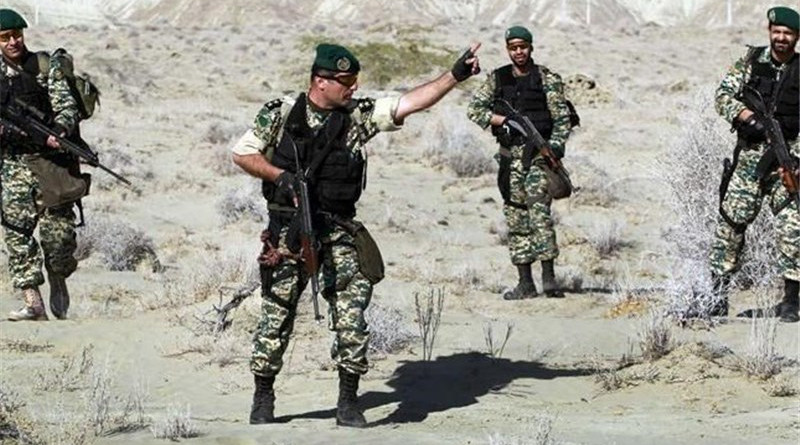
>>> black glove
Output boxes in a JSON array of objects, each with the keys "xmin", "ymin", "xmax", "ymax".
[
  {"xmin": 451, "ymin": 49, "xmax": 479, "ymax": 82},
  {"xmin": 274, "ymin": 171, "xmax": 296, "ymax": 202},
  {"xmin": 736, "ymin": 114, "xmax": 767, "ymax": 143}
]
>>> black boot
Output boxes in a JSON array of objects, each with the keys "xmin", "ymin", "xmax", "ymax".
[
  {"xmin": 336, "ymin": 369, "xmax": 366, "ymax": 427},
  {"xmin": 503, "ymin": 264, "xmax": 538, "ymax": 300},
  {"xmin": 541, "ymin": 260, "xmax": 564, "ymax": 298},
  {"xmin": 778, "ymin": 279, "xmax": 799, "ymax": 323},
  {"xmin": 249, "ymin": 375, "xmax": 275, "ymax": 424},
  {"xmin": 47, "ymin": 269, "xmax": 70, "ymax": 320}
]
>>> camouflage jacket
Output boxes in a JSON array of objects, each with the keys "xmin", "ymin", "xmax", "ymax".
[
  {"xmin": 232, "ymin": 94, "xmax": 402, "ymax": 158},
  {"xmin": 715, "ymin": 46, "xmax": 797, "ymax": 125},
  {"xmin": 716, "ymin": 46, "xmax": 799, "ymax": 155},
  {"xmin": 466, "ymin": 63, "xmax": 571, "ymax": 156},
  {"xmin": 0, "ymin": 50, "xmax": 79, "ymax": 155}
]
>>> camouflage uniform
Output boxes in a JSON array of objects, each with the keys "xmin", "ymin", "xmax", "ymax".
[
  {"xmin": 710, "ymin": 47, "xmax": 800, "ymax": 281},
  {"xmin": 238, "ymin": 95, "xmax": 400, "ymax": 377},
  {"xmin": 1, "ymin": 53, "xmax": 79, "ymax": 289},
  {"xmin": 467, "ymin": 65, "xmax": 571, "ymax": 265}
]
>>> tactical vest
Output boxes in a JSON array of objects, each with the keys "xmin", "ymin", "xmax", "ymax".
[
  {"xmin": 0, "ymin": 52, "xmax": 55, "ymax": 152},
  {"xmin": 491, "ymin": 63, "xmax": 553, "ymax": 146},
  {"xmin": 747, "ymin": 47, "xmax": 799, "ymax": 141},
  {"xmin": 262, "ymin": 93, "xmax": 364, "ymax": 217}
]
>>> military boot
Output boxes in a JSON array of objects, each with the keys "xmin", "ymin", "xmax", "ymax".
[
  {"xmin": 336, "ymin": 369, "xmax": 366, "ymax": 428},
  {"xmin": 8, "ymin": 287, "xmax": 48, "ymax": 321},
  {"xmin": 503, "ymin": 264, "xmax": 538, "ymax": 300},
  {"xmin": 541, "ymin": 260, "xmax": 565, "ymax": 298},
  {"xmin": 777, "ymin": 279, "xmax": 799, "ymax": 323},
  {"xmin": 249, "ymin": 375, "xmax": 276, "ymax": 424},
  {"xmin": 47, "ymin": 269, "xmax": 70, "ymax": 320}
]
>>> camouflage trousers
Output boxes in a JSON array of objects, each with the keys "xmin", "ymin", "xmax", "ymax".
[
  {"xmin": 1, "ymin": 157, "xmax": 77, "ymax": 289},
  {"xmin": 251, "ymin": 222, "xmax": 373, "ymax": 377},
  {"xmin": 501, "ymin": 151, "xmax": 559, "ymax": 265},
  {"xmin": 709, "ymin": 142, "xmax": 800, "ymax": 281}
]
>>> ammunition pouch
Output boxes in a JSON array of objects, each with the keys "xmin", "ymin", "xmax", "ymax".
[
  {"xmin": 330, "ymin": 216, "xmax": 384, "ymax": 285},
  {"xmin": 25, "ymin": 153, "xmax": 90, "ymax": 209},
  {"xmin": 545, "ymin": 164, "xmax": 573, "ymax": 200}
]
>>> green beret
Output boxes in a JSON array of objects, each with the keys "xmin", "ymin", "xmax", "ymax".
[
  {"xmin": 0, "ymin": 9, "xmax": 27, "ymax": 31},
  {"xmin": 505, "ymin": 26, "xmax": 532, "ymax": 44},
  {"xmin": 312, "ymin": 43, "xmax": 360, "ymax": 74},
  {"xmin": 768, "ymin": 6, "xmax": 799, "ymax": 31}
]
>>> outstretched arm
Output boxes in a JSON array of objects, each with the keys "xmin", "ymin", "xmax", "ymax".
[{"xmin": 393, "ymin": 42, "xmax": 481, "ymax": 124}]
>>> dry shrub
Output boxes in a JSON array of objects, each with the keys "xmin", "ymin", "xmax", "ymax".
[
  {"xmin": 34, "ymin": 345, "xmax": 95, "ymax": 392},
  {"xmin": 75, "ymin": 216, "xmax": 162, "ymax": 272},
  {"xmin": 366, "ymin": 303, "xmax": 417, "ymax": 355},
  {"xmin": 424, "ymin": 107, "xmax": 496, "ymax": 178},
  {"xmin": 734, "ymin": 308, "xmax": 787, "ymax": 380},
  {"xmin": 637, "ymin": 307, "xmax": 674, "ymax": 361},
  {"xmin": 657, "ymin": 89, "xmax": 779, "ymax": 319},
  {"xmin": 146, "ymin": 247, "xmax": 258, "ymax": 312},
  {"xmin": 150, "ymin": 403, "xmax": 199, "ymax": 440},
  {"xmin": 415, "ymin": 287, "xmax": 445, "ymax": 361},
  {"xmin": 215, "ymin": 179, "xmax": 267, "ymax": 225},
  {"xmin": 484, "ymin": 321, "xmax": 514, "ymax": 359},
  {"xmin": 586, "ymin": 219, "xmax": 628, "ymax": 258},
  {"xmin": 764, "ymin": 374, "xmax": 798, "ymax": 397},
  {"xmin": 34, "ymin": 359, "xmax": 150, "ymax": 443},
  {"xmin": 0, "ymin": 386, "xmax": 38, "ymax": 444}
]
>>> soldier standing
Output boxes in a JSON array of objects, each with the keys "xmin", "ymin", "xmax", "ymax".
[
  {"xmin": 0, "ymin": 9, "xmax": 81, "ymax": 321},
  {"xmin": 231, "ymin": 42, "xmax": 480, "ymax": 427},
  {"xmin": 707, "ymin": 7, "xmax": 799, "ymax": 322},
  {"xmin": 467, "ymin": 26, "xmax": 572, "ymax": 300}
]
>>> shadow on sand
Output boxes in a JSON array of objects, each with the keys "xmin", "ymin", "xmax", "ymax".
[{"xmin": 278, "ymin": 351, "xmax": 592, "ymax": 426}]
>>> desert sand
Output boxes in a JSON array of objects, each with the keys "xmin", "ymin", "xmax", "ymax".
[{"xmin": 1, "ymin": 1, "xmax": 798, "ymax": 445}]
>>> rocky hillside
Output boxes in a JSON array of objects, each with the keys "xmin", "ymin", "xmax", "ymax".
[{"xmin": 7, "ymin": 0, "xmax": 794, "ymax": 28}]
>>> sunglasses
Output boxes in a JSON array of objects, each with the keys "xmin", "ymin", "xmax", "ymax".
[
  {"xmin": 321, "ymin": 73, "xmax": 358, "ymax": 87},
  {"xmin": 506, "ymin": 43, "xmax": 531, "ymax": 52},
  {"xmin": 0, "ymin": 30, "xmax": 23, "ymax": 43}
]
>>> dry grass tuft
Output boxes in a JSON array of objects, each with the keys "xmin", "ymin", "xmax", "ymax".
[{"xmin": 150, "ymin": 403, "xmax": 199, "ymax": 440}]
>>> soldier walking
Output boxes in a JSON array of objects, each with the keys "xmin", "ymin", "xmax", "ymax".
[
  {"xmin": 706, "ymin": 7, "xmax": 800, "ymax": 322},
  {"xmin": 467, "ymin": 26, "xmax": 573, "ymax": 300},
  {"xmin": 231, "ymin": 42, "xmax": 480, "ymax": 427},
  {"xmin": 0, "ymin": 9, "xmax": 81, "ymax": 321}
]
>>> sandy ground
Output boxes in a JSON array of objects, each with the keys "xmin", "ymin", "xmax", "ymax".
[{"xmin": 1, "ymin": 8, "xmax": 799, "ymax": 445}]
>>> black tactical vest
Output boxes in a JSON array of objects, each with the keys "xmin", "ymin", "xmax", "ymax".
[
  {"xmin": 747, "ymin": 47, "xmax": 799, "ymax": 141},
  {"xmin": 491, "ymin": 63, "xmax": 553, "ymax": 146},
  {"xmin": 262, "ymin": 94, "xmax": 364, "ymax": 217},
  {"xmin": 0, "ymin": 52, "xmax": 55, "ymax": 152}
]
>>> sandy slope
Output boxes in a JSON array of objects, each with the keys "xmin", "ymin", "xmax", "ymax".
[{"xmin": 0, "ymin": 9, "xmax": 799, "ymax": 445}]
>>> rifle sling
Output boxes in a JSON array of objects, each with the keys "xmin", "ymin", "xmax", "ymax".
[{"xmin": 718, "ymin": 140, "xmax": 750, "ymax": 234}]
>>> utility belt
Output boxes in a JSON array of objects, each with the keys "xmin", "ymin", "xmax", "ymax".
[{"xmin": 261, "ymin": 208, "xmax": 384, "ymax": 285}]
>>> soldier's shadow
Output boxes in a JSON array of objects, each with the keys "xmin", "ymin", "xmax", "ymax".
[{"xmin": 277, "ymin": 351, "xmax": 592, "ymax": 426}]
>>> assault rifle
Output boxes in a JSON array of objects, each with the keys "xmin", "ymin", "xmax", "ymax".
[
  {"xmin": 739, "ymin": 85, "xmax": 800, "ymax": 214},
  {"xmin": 495, "ymin": 99, "xmax": 565, "ymax": 172},
  {"xmin": 0, "ymin": 97, "xmax": 132, "ymax": 187},
  {"xmin": 495, "ymin": 99, "xmax": 574, "ymax": 198},
  {"xmin": 290, "ymin": 137, "xmax": 323, "ymax": 322}
]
